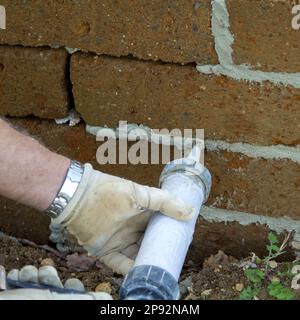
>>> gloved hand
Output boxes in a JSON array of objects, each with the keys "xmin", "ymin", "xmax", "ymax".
[
  {"xmin": 0, "ymin": 265, "xmax": 112, "ymax": 300},
  {"xmin": 53, "ymin": 164, "xmax": 195, "ymax": 275}
]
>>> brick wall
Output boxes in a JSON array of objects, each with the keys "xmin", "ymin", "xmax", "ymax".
[{"xmin": 0, "ymin": 0, "xmax": 300, "ymax": 260}]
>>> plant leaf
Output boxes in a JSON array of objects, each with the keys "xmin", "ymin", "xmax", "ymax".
[
  {"xmin": 245, "ymin": 269, "xmax": 265, "ymax": 284},
  {"xmin": 268, "ymin": 232, "xmax": 279, "ymax": 244},
  {"xmin": 268, "ymin": 281, "xmax": 295, "ymax": 300}
]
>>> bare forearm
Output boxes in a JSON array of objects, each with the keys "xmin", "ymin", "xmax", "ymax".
[{"xmin": 0, "ymin": 118, "xmax": 70, "ymax": 211}]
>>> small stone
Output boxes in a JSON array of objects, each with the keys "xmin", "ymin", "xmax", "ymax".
[
  {"xmin": 291, "ymin": 274, "xmax": 300, "ymax": 290},
  {"xmin": 95, "ymin": 282, "xmax": 112, "ymax": 294},
  {"xmin": 269, "ymin": 261, "xmax": 278, "ymax": 269},
  {"xmin": 291, "ymin": 265, "xmax": 300, "ymax": 275},
  {"xmin": 205, "ymin": 250, "xmax": 229, "ymax": 267},
  {"xmin": 271, "ymin": 276, "xmax": 280, "ymax": 283},
  {"xmin": 201, "ymin": 289, "xmax": 212, "ymax": 296},
  {"xmin": 40, "ymin": 258, "xmax": 55, "ymax": 267},
  {"xmin": 239, "ymin": 261, "xmax": 257, "ymax": 270},
  {"xmin": 184, "ymin": 292, "xmax": 198, "ymax": 300},
  {"xmin": 179, "ymin": 276, "xmax": 192, "ymax": 297},
  {"xmin": 291, "ymin": 241, "xmax": 300, "ymax": 250},
  {"xmin": 235, "ymin": 283, "xmax": 244, "ymax": 292}
]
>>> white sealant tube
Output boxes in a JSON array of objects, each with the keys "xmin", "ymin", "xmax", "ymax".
[{"xmin": 134, "ymin": 173, "xmax": 205, "ymax": 281}]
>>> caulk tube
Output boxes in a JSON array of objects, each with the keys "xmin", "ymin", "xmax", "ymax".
[
  {"xmin": 135, "ymin": 174, "xmax": 204, "ymax": 279},
  {"xmin": 120, "ymin": 146, "xmax": 211, "ymax": 300}
]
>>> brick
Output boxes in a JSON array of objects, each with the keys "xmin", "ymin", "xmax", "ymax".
[
  {"xmin": 206, "ymin": 151, "xmax": 300, "ymax": 220},
  {"xmin": 227, "ymin": 0, "xmax": 300, "ymax": 72},
  {"xmin": 93, "ymin": 146, "xmax": 300, "ymax": 220},
  {"xmin": 3, "ymin": 194, "xmax": 292, "ymax": 261},
  {"xmin": 71, "ymin": 53, "xmax": 300, "ymax": 146},
  {"xmin": 189, "ymin": 219, "xmax": 294, "ymax": 263},
  {"xmin": 0, "ymin": 196, "xmax": 50, "ymax": 244},
  {"xmin": 0, "ymin": 0, "xmax": 217, "ymax": 65},
  {"xmin": 0, "ymin": 118, "xmax": 299, "ymax": 248},
  {"xmin": 0, "ymin": 46, "xmax": 69, "ymax": 118}
]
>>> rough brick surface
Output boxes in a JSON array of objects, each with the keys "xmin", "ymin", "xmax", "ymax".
[
  {"xmin": 1, "ymin": 118, "xmax": 299, "ymax": 241},
  {"xmin": 190, "ymin": 219, "xmax": 294, "ymax": 262},
  {"xmin": 0, "ymin": 46, "xmax": 69, "ymax": 118},
  {"xmin": 228, "ymin": 0, "xmax": 300, "ymax": 72},
  {"xmin": 0, "ymin": 196, "xmax": 50, "ymax": 244},
  {"xmin": 71, "ymin": 54, "xmax": 300, "ymax": 146},
  {"xmin": 0, "ymin": 0, "xmax": 217, "ymax": 65},
  {"xmin": 206, "ymin": 151, "xmax": 300, "ymax": 220},
  {"xmin": 94, "ymin": 144, "xmax": 300, "ymax": 220},
  {"xmin": 0, "ymin": 119, "xmax": 296, "ymax": 258}
]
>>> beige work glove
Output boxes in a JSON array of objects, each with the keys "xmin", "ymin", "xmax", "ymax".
[
  {"xmin": 53, "ymin": 164, "xmax": 195, "ymax": 275},
  {"xmin": 0, "ymin": 265, "xmax": 112, "ymax": 300}
]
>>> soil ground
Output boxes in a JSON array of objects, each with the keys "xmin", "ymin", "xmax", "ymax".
[{"xmin": 0, "ymin": 234, "xmax": 299, "ymax": 300}]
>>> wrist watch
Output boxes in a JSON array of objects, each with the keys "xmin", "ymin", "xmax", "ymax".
[{"xmin": 45, "ymin": 160, "xmax": 84, "ymax": 219}]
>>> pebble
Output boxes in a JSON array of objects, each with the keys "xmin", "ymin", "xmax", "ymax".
[
  {"xmin": 271, "ymin": 276, "xmax": 280, "ymax": 283},
  {"xmin": 235, "ymin": 283, "xmax": 244, "ymax": 292},
  {"xmin": 292, "ymin": 241, "xmax": 300, "ymax": 250},
  {"xmin": 40, "ymin": 258, "xmax": 55, "ymax": 267},
  {"xmin": 95, "ymin": 282, "xmax": 112, "ymax": 294},
  {"xmin": 239, "ymin": 261, "xmax": 257, "ymax": 270},
  {"xmin": 292, "ymin": 265, "xmax": 300, "ymax": 275},
  {"xmin": 269, "ymin": 261, "xmax": 278, "ymax": 269},
  {"xmin": 291, "ymin": 274, "xmax": 300, "ymax": 290},
  {"xmin": 179, "ymin": 276, "xmax": 192, "ymax": 297},
  {"xmin": 201, "ymin": 289, "xmax": 212, "ymax": 296},
  {"xmin": 184, "ymin": 293, "xmax": 198, "ymax": 300}
]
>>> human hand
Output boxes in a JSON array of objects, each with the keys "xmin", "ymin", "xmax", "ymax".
[
  {"xmin": 0, "ymin": 265, "xmax": 112, "ymax": 300},
  {"xmin": 53, "ymin": 164, "xmax": 195, "ymax": 275}
]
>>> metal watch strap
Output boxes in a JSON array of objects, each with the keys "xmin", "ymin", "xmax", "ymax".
[{"xmin": 46, "ymin": 160, "xmax": 84, "ymax": 219}]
